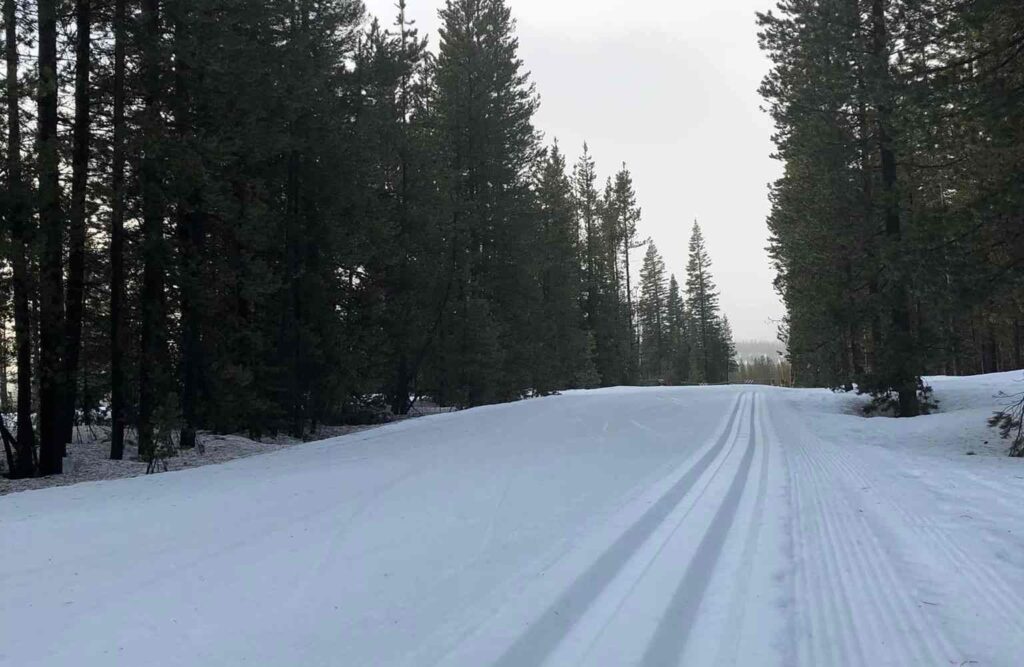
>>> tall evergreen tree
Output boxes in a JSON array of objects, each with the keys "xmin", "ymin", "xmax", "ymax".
[
  {"xmin": 61, "ymin": 0, "xmax": 93, "ymax": 450},
  {"xmin": 355, "ymin": 3, "xmax": 448, "ymax": 415},
  {"xmin": 534, "ymin": 142, "xmax": 595, "ymax": 391},
  {"xmin": 136, "ymin": 0, "xmax": 167, "ymax": 459},
  {"xmin": 595, "ymin": 177, "xmax": 633, "ymax": 384},
  {"xmin": 611, "ymin": 165, "xmax": 644, "ymax": 378},
  {"xmin": 431, "ymin": 0, "xmax": 542, "ymax": 405},
  {"xmin": 37, "ymin": 0, "xmax": 66, "ymax": 474},
  {"xmin": 713, "ymin": 315, "xmax": 738, "ymax": 383},
  {"xmin": 108, "ymin": 0, "xmax": 128, "ymax": 459},
  {"xmin": 685, "ymin": 222, "xmax": 721, "ymax": 383},
  {"xmin": 664, "ymin": 274, "xmax": 691, "ymax": 384},
  {"xmin": 574, "ymin": 145, "xmax": 623, "ymax": 386},
  {"xmin": 4, "ymin": 0, "xmax": 36, "ymax": 477},
  {"xmin": 638, "ymin": 242, "xmax": 667, "ymax": 381},
  {"xmin": 170, "ymin": 0, "xmax": 203, "ymax": 450}
]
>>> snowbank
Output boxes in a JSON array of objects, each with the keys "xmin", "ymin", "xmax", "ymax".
[{"xmin": 772, "ymin": 370, "xmax": 1024, "ymax": 458}]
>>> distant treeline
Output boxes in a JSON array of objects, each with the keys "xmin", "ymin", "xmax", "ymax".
[
  {"xmin": 734, "ymin": 355, "xmax": 793, "ymax": 387},
  {"xmin": 1, "ymin": 0, "xmax": 737, "ymax": 479},
  {"xmin": 759, "ymin": 0, "xmax": 1023, "ymax": 413}
]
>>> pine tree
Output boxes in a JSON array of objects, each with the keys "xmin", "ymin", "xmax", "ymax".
[
  {"xmin": 431, "ymin": 0, "xmax": 542, "ymax": 405},
  {"xmin": 170, "ymin": 0, "xmax": 203, "ymax": 449},
  {"xmin": 610, "ymin": 165, "xmax": 644, "ymax": 379},
  {"xmin": 356, "ymin": 3, "xmax": 448, "ymax": 415},
  {"xmin": 61, "ymin": 0, "xmax": 93, "ymax": 451},
  {"xmin": 867, "ymin": 0, "xmax": 919, "ymax": 417},
  {"xmin": 37, "ymin": 0, "xmax": 66, "ymax": 474},
  {"xmin": 638, "ymin": 242, "xmax": 667, "ymax": 381},
  {"xmin": 714, "ymin": 316, "xmax": 738, "ymax": 383},
  {"xmin": 4, "ymin": 0, "xmax": 36, "ymax": 477},
  {"xmin": 573, "ymin": 145, "xmax": 622, "ymax": 386},
  {"xmin": 685, "ymin": 222, "xmax": 722, "ymax": 383},
  {"xmin": 137, "ymin": 0, "xmax": 168, "ymax": 459},
  {"xmin": 596, "ymin": 176, "xmax": 633, "ymax": 384},
  {"xmin": 664, "ymin": 274, "xmax": 691, "ymax": 384},
  {"xmin": 108, "ymin": 0, "xmax": 128, "ymax": 459},
  {"xmin": 534, "ymin": 142, "xmax": 595, "ymax": 391}
]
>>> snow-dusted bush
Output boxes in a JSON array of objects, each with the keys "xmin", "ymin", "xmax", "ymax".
[
  {"xmin": 989, "ymin": 390, "xmax": 1024, "ymax": 457},
  {"xmin": 862, "ymin": 379, "xmax": 938, "ymax": 417}
]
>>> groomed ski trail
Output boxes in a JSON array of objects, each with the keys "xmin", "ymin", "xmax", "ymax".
[{"xmin": 2, "ymin": 384, "xmax": 1022, "ymax": 666}]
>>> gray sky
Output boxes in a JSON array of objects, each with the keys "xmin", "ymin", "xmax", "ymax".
[{"xmin": 363, "ymin": 0, "xmax": 783, "ymax": 341}]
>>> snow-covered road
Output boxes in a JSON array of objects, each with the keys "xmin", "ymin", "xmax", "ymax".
[{"xmin": 3, "ymin": 384, "xmax": 1023, "ymax": 666}]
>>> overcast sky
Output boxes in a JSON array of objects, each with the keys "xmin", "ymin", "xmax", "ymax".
[{"xmin": 363, "ymin": 0, "xmax": 783, "ymax": 342}]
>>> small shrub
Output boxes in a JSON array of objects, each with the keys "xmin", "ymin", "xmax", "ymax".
[
  {"xmin": 989, "ymin": 390, "xmax": 1024, "ymax": 458},
  {"xmin": 862, "ymin": 379, "xmax": 937, "ymax": 417}
]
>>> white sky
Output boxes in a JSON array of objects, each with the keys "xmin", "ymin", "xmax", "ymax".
[{"xmin": 363, "ymin": 0, "xmax": 784, "ymax": 341}]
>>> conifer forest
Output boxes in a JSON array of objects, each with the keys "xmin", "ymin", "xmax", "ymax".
[
  {"xmin": 0, "ymin": 0, "xmax": 738, "ymax": 478},
  {"xmin": 760, "ymin": 0, "xmax": 1024, "ymax": 414}
]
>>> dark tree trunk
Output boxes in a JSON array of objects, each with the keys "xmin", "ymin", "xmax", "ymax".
[
  {"xmin": 172, "ymin": 0, "xmax": 202, "ymax": 450},
  {"xmin": 285, "ymin": 146, "xmax": 304, "ymax": 438},
  {"xmin": 697, "ymin": 274, "xmax": 710, "ymax": 383},
  {"xmin": 5, "ymin": 0, "xmax": 36, "ymax": 478},
  {"xmin": 1, "ymin": 316, "xmax": 8, "ymax": 413},
  {"xmin": 850, "ymin": 324, "xmax": 864, "ymax": 377},
  {"xmin": 622, "ymin": 235, "xmax": 635, "ymax": 379},
  {"xmin": 62, "ymin": 0, "xmax": 92, "ymax": 452},
  {"xmin": 1014, "ymin": 318, "xmax": 1022, "ymax": 370},
  {"xmin": 946, "ymin": 315, "xmax": 959, "ymax": 375},
  {"xmin": 870, "ymin": 0, "xmax": 918, "ymax": 417},
  {"xmin": 137, "ymin": 0, "xmax": 166, "ymax": 460},
  {"xmin": 391, "ymin": 354, "xmax": 412, "ymax": 416},
  {"xmin": 971, "ymin": 316, "xmax": 983, "ymax": 374},
  {"xmin": 109, "ymin": 0, "xmax": 127, "ymax": 460},
  {"xmin": 985, "ymin": 325, "xmax": 999, "ymax": 373},
  {"xmin": 37, "ymin": 0, "xmax": 66, "ymax": 474}
]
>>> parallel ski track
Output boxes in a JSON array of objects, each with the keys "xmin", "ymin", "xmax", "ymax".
[
  {"xmin": 712, "ymin": 393, "xmax": 774, "ymax": 667},
  {"xmin": 490, "ymin": 392, "xmax": 751, "ymax": 667},
  {"xmin": 639, "ymin": 395, "xmax": 760, "ymax": 664}
]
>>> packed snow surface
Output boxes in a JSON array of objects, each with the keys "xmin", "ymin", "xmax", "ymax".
[{"xmin": 2, "ymin": 375, "xmax": 1023, "ymax": 666}]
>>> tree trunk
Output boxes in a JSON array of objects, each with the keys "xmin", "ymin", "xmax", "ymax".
[
  {"xmin": 850, "ymin": 324, "xmax": 864, "ymax": 377},
  {"xmin": 37, "ymin": 0, "xmax": 66, "ymax": 474},
  {"xmin": 985, "ymin": 325, "xmax": 999, "ymax": 373},
  {"xmin": 109, "ymin": 0, "xmax": 127, "ymax": 460},
  {"xmin": 137, "ymin": 0, "xmax": 166, "ymax": 460},
  {"xmin": 622, "ymin": 233, "xmax": 635, "ymax": 379},
  {"xmin": 699, "ymin": 274, "xmax": 710, "ymax": 382},
  {"xmin": 971, "ymin": 316, "xmax": 983, "ymax": 374},
  {"xmin": 391, "ymin": 354, "xmax": 411, "ymax": 416},
  {"xmin": 173, "ymin": 0, "xmax": 202, "ymax": 450},
  {"xmin": 285, "ymin": 146, "xmax": 304, "ymax": 438},
  {"xmin": 1014, "ymin": 318, "xmax": 1022, "ymax": 370},
  {"xmin": 1, "ymin": 315, "xmax": 9, "ymax": 413},
  {"xmin": 62, "ymin": 0, "xmax": 92, "ymax": 452},
  {"xmin": 5, "ymin": 0, "xmax": 36, "ymax": 478}
]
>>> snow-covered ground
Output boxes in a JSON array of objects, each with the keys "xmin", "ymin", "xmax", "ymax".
[
  {"xmin": 2, "ymin": 374, "xmax": 1022, "ymax": 666},
  {"xmin": 0, "ymin": 424, "xmax": 383, "ymax": 496}
]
